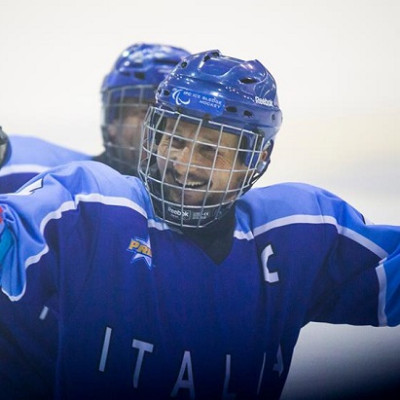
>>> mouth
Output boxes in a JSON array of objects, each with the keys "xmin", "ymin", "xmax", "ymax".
[{"xmin": 172, "ymin": 170, "xmax": 209, "ymax": 190}]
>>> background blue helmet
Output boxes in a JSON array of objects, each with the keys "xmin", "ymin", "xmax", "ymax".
[
  {"xmin": 155, "ymin": 49, "xmax": 282, "ymax": 146},
  {"xmin": 101, "ymin": 43, "xmax": 191, "ymax": 103},
  {"xmin": 100, "ymin": 43, "xmax": 190, "ymax": 175},
  {"xmin": 101, "ymin": 43, "xmax": 191, "ymax": 122}
]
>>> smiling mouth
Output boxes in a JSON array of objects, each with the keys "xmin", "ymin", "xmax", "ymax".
[{"xmin": 172, "ymin": 171, "xmax": 209, "ymax": 189}]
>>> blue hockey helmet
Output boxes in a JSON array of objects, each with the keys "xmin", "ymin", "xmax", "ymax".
[
  {"xmin": 100, "ymin": 43, "xmax": 190, "ymax": 175},
  {"xmin": 101, "ymin": 43, "xmax": 191, "ymax": 110},
  {"xmin": 138, "ymin": 50, "xmax": 283, "ymax": 228},
  {"xmin": 155, "ymin": 49, "xmax": 282, "ymax": 149}
]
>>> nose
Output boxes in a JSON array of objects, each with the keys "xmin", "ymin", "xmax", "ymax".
[{"xmin": 172, "ymin": 144, "xmax": 193, "ymax": 175}]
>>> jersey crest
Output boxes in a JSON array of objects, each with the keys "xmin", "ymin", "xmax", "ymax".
[{"xmin": 126, "ymin": 236, "xmax": 153, "ymax": 269}]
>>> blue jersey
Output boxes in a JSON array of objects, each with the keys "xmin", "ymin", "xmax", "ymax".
[
  {"xmin": 0, "ymin": 160, "xmax": 399, "ymax": 399},
  {"xmin": 0, "ymin": 135, "xmax": 90, "ymax": 193}
]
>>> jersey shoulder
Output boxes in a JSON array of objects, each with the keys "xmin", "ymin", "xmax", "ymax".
[
  {"xmin": 236, "ymin": 182, "xmax": 364, "ymax": 232},
  {"xmin": 2, "ymin": 160, "xmax": 152, "ymax": 220},
  {"xmin": 0, "ymin": 161, "xmax": 151, "ymax": 300}
]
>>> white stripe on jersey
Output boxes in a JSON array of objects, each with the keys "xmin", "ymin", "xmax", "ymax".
[
  {"xmin": 252, "ymin": 214, "xmax": 388, "ymax": 259},
  {"xmin": 376, "ymin": 259, "xmax": 388, "ymax": 326},
  {"xmin": 0, "ymin": 164, "xmax": 48, "ymax": 176}
]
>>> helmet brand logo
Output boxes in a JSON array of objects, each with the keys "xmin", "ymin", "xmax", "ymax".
[
  {"xmin": 255, "ymin": 96, "xmax": 273, "ymax": 107},
  {"xmin": 167, "ymin": 205, "xmax": 190, "ymax": 219}
]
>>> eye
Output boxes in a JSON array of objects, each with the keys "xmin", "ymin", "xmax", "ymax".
[
  {"xmin": 171, "ymin": 136, "xmax": 186, "ymax": 149},
  {"xmin": 198, "ymin": 143, "xmax": 216, "ymax": 159}
]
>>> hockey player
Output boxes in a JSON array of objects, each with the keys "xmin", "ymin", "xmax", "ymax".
[
  {"xmin": 94, "ymin": 43, "xmax": 191, "ymax": 176},
  {"xmin": 0, "ymin": 50, "xmax": 400, "ymax": 399}
]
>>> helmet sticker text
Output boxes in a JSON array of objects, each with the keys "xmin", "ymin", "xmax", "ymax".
[
  {"xmin": 254, "ymin": 96, "xmax": 274, "ymax": 107},
  {"xmin": 171, "ymin": 89, "xmax": 225, "ymax": 116}
]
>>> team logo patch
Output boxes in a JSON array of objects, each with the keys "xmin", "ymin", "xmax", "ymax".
[{"xmin": 126, "ymin": 236, "xmax": 153, "ymax": 269}]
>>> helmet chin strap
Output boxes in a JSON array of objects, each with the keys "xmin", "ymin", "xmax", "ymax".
[
  {"xmin": 244, "ymin": 140, "xmax": 274, "ymax": 192},
  {"xmin": 256, "ymin": 140, "xmax": 274, "ymax": 175}
]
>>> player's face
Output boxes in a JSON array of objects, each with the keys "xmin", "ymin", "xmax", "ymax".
[
  {"xmin": 108, "ymin": 101, "xmax": 149, "ymax": 166},
  {"xmin": 107, "ymin": 99, "xmax": 148, "ymax": 173},
  {"xmin": 156, "ymin": 118, "xmax": 248, "ymax": 206}
]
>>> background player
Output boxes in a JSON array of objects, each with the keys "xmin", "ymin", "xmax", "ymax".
[
  {"xmin": 0, "ymin": 43, "xmax": 190, "ymax": 194},
  {"xmin": 94, "ymin": 42, "xmax": 190, "ymax": 176},
  {"xmin": 1, "ymin": 50, "xmax": 399, "ymax": 399}
]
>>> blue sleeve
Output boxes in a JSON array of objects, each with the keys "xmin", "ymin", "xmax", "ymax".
[
  {"xmin": 0, "ymin": 160, "xmax": 148, "ymax": 300},
  {"xmin": 241, "ymin": 183, "xmax": 400, "ymax": 327},
  {"xmin": 300, "ymin": 185, "xmax": 400, "ymax": 327}
]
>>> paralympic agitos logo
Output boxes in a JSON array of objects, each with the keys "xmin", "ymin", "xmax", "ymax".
[{"xmin": 171, "ymin": 89, "xmax": 191, "ymax": 106}]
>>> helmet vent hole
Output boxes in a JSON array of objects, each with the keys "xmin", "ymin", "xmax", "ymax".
[
  {"xmin": 271, "ymin": 114, "xmax": 276, "ymax": 121},
  {"xmin": 134, "ymin": 72, "xmax": 145, "ymax": 80},
  {"xmin": 243, "ymin": 110, "xmax": 253, "ymax": 117},
  {"xmin": 226, "ymin": 106, "xmax": 237, "ymax": 113},
  {"xmin": 181, "ymin": 61, "xmax": 188, "ymax": 68},
  {"xmin": 203, "ymin": 52, "xmax": 219, "ymax": 63},
  {"xmin": 240, "ymin": 77, "xmax": 258, "ymax": 84},
  {"xmin": 163, "ymin": 89, "xmax": 170, "ymax": 96},
  {"xmin": 155, "ymin": 59, "xmax": 177, "ymax": 66}
]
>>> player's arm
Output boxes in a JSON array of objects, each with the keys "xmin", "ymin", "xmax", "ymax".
[
  {"xmin": 306, "ymin": 188, "xmax": 400, "ymax": 327},
  {"xmin": 0, "ymin": 159, "xmax": 145, "ymax": 298},
  {"xmin": 0, "ymin": 177, "xmax": 59, "ymax": 398},
  {"xmin": 0, "ymin": 161, "xmax": 114, "ymax": 397}
]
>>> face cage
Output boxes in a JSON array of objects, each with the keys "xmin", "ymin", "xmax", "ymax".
[
  {"xmin": 101, "ymin": 85, "xmax": 154, "ymax": 175},
  {"xmin": 138, "ymin": 106, "xmax": 267, "ymax": 229}
]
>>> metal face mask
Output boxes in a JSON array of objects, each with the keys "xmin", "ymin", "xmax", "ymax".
[{"xmin": 139, "ymin": 107, "xmax": 267, "ymax": 228}]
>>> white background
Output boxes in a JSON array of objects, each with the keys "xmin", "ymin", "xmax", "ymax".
[{"xmin": 1, "ymin": 0, "xmax": 399, "ymax": 398}]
